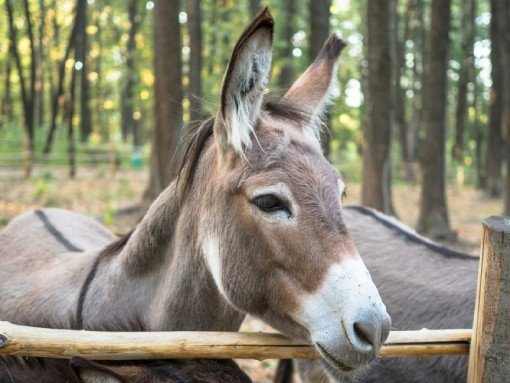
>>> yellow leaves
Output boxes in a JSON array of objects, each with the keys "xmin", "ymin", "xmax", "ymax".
[
  {"xmin": 141, "ymin": 70, "xmax": 154, "ymax": 86},
  {"xmin": 464, "ymin": 157, "xmax": 473, "ymax": 166},
  {"xmin": 140, "ymin": 90, "xmax": 150, "ymax": 100},
  {"xmin": 90, "ymin": 132, "xmax": 101, "ymax": 145},
  {"xmin": 65, "ymin": 58, "xmax": 75, "ymax": 69},
  {"xmin": 86, "ymin": 25, "xmax": 98, "ymax": 35},
  {"xmin": 88, "ymin": 72, "xmax": 98, "ymax": 82},
  {"xmin": 338, "ymin": 113, "xmax": 358, "ymax": 131},
  {"xmin": 133, "ymin": 111, "xmax": 141, "ymax": 120},
  {"xmin": 103, "ymin": 100, "xmax": 114, "ymax": 110}
]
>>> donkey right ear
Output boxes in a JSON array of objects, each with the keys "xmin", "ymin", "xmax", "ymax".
[{"xmin": 214, "ymin": 7, "xmax": 274, "ymax": 155}]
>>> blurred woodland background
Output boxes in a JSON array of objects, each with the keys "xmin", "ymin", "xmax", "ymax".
[{"xmin": 0, "ymin": 0, "xmax": 508, "ymax": 256}]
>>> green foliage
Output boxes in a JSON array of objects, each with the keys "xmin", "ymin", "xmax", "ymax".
[{"xmin": 0, "ymin": 0, "xmax": 493, "ymax": 187}]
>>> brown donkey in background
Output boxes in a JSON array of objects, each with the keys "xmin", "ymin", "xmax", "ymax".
[{"xmin": 0, "ymin": 8, "xmax": 390, "ymax": 382}]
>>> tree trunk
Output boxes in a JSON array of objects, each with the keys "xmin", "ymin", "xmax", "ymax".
[
  {"xmin": 206, "ymin": 0, "xmax": 218, "ymax": 78},
  {"xmin": 144, "ymin": 0, "xmax": 183, "ymax": 201},
  {"xmin": 362, "ymin": 0, "xmax": 394, "ymax": 215},
  {"xmin": 23, "ymin": 0, "xmax": 37, "ymax": 142},
  {"xmin": 2, "ymin": 46, "xmax": 13, "ymax": 124},
  {"xmin": 44, "ymin": 0, "xmax": 84, "ymax": 154},
  {"xmin": 121, "ymin": 0, "xmax": 139, "ymax": 143},
  {"xmin": 493, "ymin": 0, "xmax": 510, "ymax": 215},
  {"xmin": 486, "ymin": 0, "xmax": 504, "ymax": 197},
  {"xmin": 249, "ymin": 0, "xmax": 262, "ymax": 17},
  {"xmin": 277, "ymin": 0, "xmax": 296, "ymax": 89},
  {"xmin": 417, "ymin": 0, "xmax": 452, "ymax": 239},
  {"xmin": 452, "ymin": 0, "xmax": 476, "ymax": 160},
  {"xmin": 34, "ymin": 0, "xmax": 46, "ymax": 130},
  {"xmin": 6, "ymin": 0, "xmax": 35, "ymax": 176},
  {"xmin": 309, "ymin": 0, "xmax": 331, "ymax": 156},
  {"xmin": 75, "ymin": 0, "xmax": 91, "ymax": 143},
  {"xmin": 187, "ymin": 0, "xmax": 203, "ymax": 122},
  {"xmin": 67, "ymin": 61, "xmax": 78, "ymax": 179},
  {"xmin": 392, "ymin": 0, "xmax": 407, "ymax": 182}
]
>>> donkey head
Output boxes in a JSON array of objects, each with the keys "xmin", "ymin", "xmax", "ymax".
[{"xmin": 189, "ymin": 8, "xmax": 391, "ymax": 375}]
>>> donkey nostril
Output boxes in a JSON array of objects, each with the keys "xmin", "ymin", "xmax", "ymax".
[{"xmin": 353, "ymin": 318, "xmax": 379, "ymax": 349}]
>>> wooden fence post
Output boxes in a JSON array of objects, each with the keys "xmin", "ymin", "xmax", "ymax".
[{"xmin": 467, "ymin": 216, "xmax": 510, "ymax": 382}]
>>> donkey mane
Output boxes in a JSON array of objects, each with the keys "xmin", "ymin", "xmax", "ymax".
[
  {"xmin": 99, "ymin": 96, "xmax": 309, "ymax": 261},
  {"xmin": 175, "ymin": 95, "xmax": 310, "ymax": 203},
  {"xmin": 344, "ymin": 205, "xmax": 474, "ymax": 260}
]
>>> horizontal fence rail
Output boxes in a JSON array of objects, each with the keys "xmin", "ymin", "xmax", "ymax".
[{"xmin": 0, "ymin": 322, "xmax": 470, "ymax": 361}]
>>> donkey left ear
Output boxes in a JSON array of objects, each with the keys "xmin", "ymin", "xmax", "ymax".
[
  {"xmin": 215, "ymin": 7, "xmax": 274, "ymax": 154},
  {"xmin": 283, "ymin": 32, "xmax": 346, "ymax": 129}
]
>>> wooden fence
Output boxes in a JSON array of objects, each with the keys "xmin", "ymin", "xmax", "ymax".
[{"xmin": 0, "ymin": 216, "xmax": 508, "ymax": 382}]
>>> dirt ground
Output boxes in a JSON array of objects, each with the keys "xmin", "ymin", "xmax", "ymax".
[{"xmin": 0, "ymin": 167, "xmax": 503, "ymax": 382}]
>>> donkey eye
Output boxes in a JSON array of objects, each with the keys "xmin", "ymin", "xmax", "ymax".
[
  {"xmin": 252, "ymin": 194, "xmax": 289, "ymax": 214},
  {"xmin": 342, "ymin": 190, "xmax": 347, "ymax": 199}
]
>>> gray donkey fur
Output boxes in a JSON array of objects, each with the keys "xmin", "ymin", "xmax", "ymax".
[{"xmin": 290, "ymin": 206, "xmax": 478, "ymax": 383}]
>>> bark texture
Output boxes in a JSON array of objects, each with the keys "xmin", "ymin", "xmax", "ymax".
[
  {"xmin": 144, "ymin": 0, "xmax": 183, "ymax": 201},
  {"xmin": 417, "ymin": 0, "xmax": 452, "ymax": 239},
  {"xmin": 486, "ymin": 0, "xmax": 504, "ymax": 197},
  {"xmin": 309, "ymin": 0, "xmax": 332, "ymax": 156},
  {"xmin": 277, "ymin": 0, "xmax": 296, "ymax": 89},
  {"xmin": 187, "ymin": 0, "xmax": 203, "ymax": 122},
  {"xmin": 493, "ymin": 0, "xmax": 510, "ymax": 215},
  {"xmin": 362, "ymin": 0, "xmax": 394, "ymax": 215},
  {"xmin": 452, "ymin": 0, "xmax": 476, "ymax": 160}
]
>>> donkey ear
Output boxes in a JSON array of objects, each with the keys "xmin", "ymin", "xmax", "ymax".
[
  {"xmin": 214, "ymin": 7, "xmax": 274, "ymax": 154},
  {"xmin": 283, "ymin": 32, "xmax": 346, "ymax": 130}
]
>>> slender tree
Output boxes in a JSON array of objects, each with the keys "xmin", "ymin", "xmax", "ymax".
[
  {"xmin": 2, "ymin": 45, "xmax": 13, "ymax": 125},
  {"xmin": 486, "ymin": 0, "xmax": 504, "ymax": 197},
  {"xmin": 75, "ymin": 0, "xmax": 91, "ymax": 142},
  {"xmin": 392, "ymin": 0, "xmax": 407, "ymax": 181},
  {"xmin": 34, "ymin": 0, "xmax": 46, "ymax": 129},
  {"xmin": 309, "ymin": 0, "xmax": 332, "ymax": 156},
  {"xmin": 187, "ymin": 0, "xmax": 203, "ymax": 122},
  {"xmin": 67, "ymin": 58, "xmax": 79, "ymax": 179},
  {"xmin": 492, "ymin": 0, "xmax": 510, "ymax": 215},
  {"xmin": 144, "ymin": 0, "xmax": 183, "ymax": 200},
  {"xmin": 452, "ymin": 0, "xmax": 476, "ymax": 160},
  {"xmin": 121, "ymin": 0, "xmax": 140, "ymax": 143},
  {"xmin": 6, "ymin": 0, "xmax": 37, "ymax": 176},
  {"xmin": 44, "ymin": 1, "xmax": 84, "ymax": 153},
  {"xmin": 277, "ymin": 0, "xmax": 296, "ymax": 89},
  {"xmin": 249, "ymin": 0, "xmax": 262, "ymax": 17},
  {"xmin": 404, "ymin": 0, "xmax": 426, "ymax": 182},
  {"xmin": 417, "ymin": 0, "xmax": 452, "ymax": 239},
  {"xmin": 362, "ymin": 0, "xmax": 394, "ymax": 215}
]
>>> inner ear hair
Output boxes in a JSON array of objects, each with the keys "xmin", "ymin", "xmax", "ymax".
[
  {"xmin": 283, "ymin": 32, "xmax": 346, "ymax": 128},
  {"xmin": 215, "ymin": 7, "xmax": 274, "ymax": 154}
]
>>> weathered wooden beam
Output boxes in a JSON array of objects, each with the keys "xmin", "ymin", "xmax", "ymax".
[
  {"xmin": 468, "ymin": 216, "xmax": 510, "ymax": 382},
  {"xmin": 0, "ymin": 321, "xmax": 470, "ymax": 360}
]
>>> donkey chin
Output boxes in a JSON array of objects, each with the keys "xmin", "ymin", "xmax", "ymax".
[{"xmin": 298, "ymin": 258, "xmax": 391, "ymax": 375}]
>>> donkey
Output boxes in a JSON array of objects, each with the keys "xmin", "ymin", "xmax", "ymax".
[
  {"xmin": 0, "ymin": 356, "xmax": 251, "ymax": 383},
  {"xmin": 0, "ymin": 357, "xmax": 251, "ymax": 383},
  {"xmin": 0, "ymin": 8, "xmax": 391, "ymax": 382},
  {"xmin": 69, "ymin": 358, "xmax": 251, "ymax": 383},
  {"xmin": 278, "ymin": 206, "xmax": 478, "ymax": 383}
]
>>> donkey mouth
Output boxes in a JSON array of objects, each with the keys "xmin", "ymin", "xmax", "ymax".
[{"xmin": 316, "ymin": 344, "xmax": 354, "ymax": 372}]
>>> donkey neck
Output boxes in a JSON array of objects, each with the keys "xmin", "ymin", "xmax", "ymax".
[{"xmin": 92, "ymin": 175, "xmax": 245, "ymax": 332}]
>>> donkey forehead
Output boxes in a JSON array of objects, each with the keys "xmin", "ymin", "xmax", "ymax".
[{"xmin": 241, "ymin": 119, "xmax": 341, "ymax": 190}]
